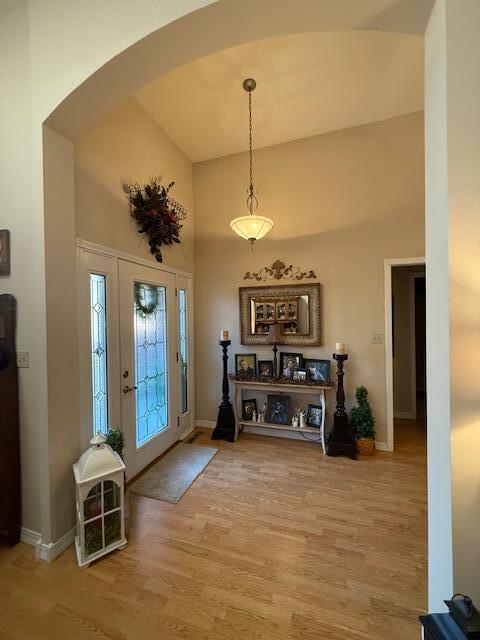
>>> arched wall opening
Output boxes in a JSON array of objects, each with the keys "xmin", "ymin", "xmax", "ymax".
[{"xmin": 13, "ymin": 0, "xmax": 473, "ymax": 614}]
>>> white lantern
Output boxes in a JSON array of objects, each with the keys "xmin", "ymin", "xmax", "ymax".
[{"xmin": 73, "ymin": 433, "xmax": 126, "ymax": 567}]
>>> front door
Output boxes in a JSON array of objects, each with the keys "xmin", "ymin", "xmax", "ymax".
[{"xmin": 119, "ymin": 260, "xmax": 179, "ymax": 478}]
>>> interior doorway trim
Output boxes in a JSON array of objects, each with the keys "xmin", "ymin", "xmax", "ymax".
[{"xmin": 384, "ymin": 256, "xmax": 426, "ymax": 452}]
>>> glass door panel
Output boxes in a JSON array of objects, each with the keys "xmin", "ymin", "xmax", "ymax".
[
  {"xmin": 134, "ymin": 283, "xmax": 168, "ymax": 446},
  {"xmin": 119, "ymin": 260, "xmax": 178, "ymax": 479},
  {"xmin": 178, "ymin": 288, "xmax": 188, "ymax": 414},
  {"xmin": 89, "ymin": 274, "xmax": 108, "ymax": 434}
]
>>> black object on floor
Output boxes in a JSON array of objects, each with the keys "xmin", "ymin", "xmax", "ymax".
[
  {"xmin": 420, "ymin": 613, "xmax": 469, "ymax": 640},
  {"xmin": 212, "ymin": 340, "xmax": 236, "ymax": 442},
  {"xmin": 327, "ymin": 353, "xmax": 357, "ymax": 459}
]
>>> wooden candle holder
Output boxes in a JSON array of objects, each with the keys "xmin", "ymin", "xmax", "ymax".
[
  {"xmin": 211, "ymin": 340, "xmax": 236, "ymax": 442},
  {"xmin": 326, "ymin": 353, "xmax": 357, "ymax": 459}
]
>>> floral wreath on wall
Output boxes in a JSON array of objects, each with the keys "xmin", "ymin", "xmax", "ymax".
[{"xmin": 123, "ymin": 177, "xmax": 187, "ymax": 263}]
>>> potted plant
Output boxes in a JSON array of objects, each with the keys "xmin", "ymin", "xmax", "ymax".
[
  {"xmin": 106, "ymin": 428, "xmax": 130, "ymax": 534},
  {"xmin": 351, "ymin": 386, "xmax": 376, "ymax": 455},
  {"xmin": 105, "ymin": 427, "xmax": 125, "ymax": 459}
]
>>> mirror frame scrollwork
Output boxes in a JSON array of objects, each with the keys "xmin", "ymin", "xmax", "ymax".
[{"xmin": 239, "ymin": 282, "xmax": 321, "ymax": 346}]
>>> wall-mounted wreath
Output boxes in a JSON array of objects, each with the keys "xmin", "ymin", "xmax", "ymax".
[{"xmin": 123, "ymin": 177, "xmax": 187, "ymax": 263}]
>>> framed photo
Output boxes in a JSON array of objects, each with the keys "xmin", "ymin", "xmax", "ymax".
[
  {"xmin": 267, "ymin": 394, "xmax": 291, "ymax": 425},
  {"xmin": 242, "ymin": 398, "xmax": 257, "ymax": 421},
  {"xmin": 280, "ymin": 352, "xmax": 303, "ymax": 379},
  {"xmin": 292, "ymin": 368, "xmax": 307, "ymax": 382},
  {"xmin": 258, "ymin": 360, "xmax": 274, "ymax": 378},
  {"xmin": 235, "ymin": 353, "xmax": 257, "ymax": 376},
  {"xmin": 304, "ymin": 359, "xmax": 331, "ymax": 382},
  {"xmin": 306, "ymin": 404, "xmax": 323, "ymax": 429},
  {"xmin": 0, "ymin": 230, "xmax": 10, "ymax": 276}
]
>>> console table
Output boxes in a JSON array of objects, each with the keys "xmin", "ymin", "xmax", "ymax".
[{"xmin": 232, "ymin": 380, "xmax": 334, "ymax": 453}]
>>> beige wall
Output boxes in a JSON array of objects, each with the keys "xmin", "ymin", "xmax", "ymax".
[
  {"xmin": 194, "ymin": 112, "xmax": 425, "ymax": 445},
  {"xmin": 43, "ymin": 126, "xmax": 79, "ymax": 541},
  {"xmin": 425, "ymin": 0, "xmax": 480, "ymax": 608},
  {"xmin": 75, "ymin": 97, "xmax": 194, "ymax": 273}
]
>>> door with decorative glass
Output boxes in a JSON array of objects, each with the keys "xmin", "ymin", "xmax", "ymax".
[{"xmin": 119, "ymin": 260, "xmax": 179, "ymax": 478}]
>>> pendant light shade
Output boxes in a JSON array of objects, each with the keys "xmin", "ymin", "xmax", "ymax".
[
  {"xmin": 230, "ymin": 78, "xmax": 273, "ymax": 246},
  {"xmin": 230, "ymin": 215, "xmax": 273, "ymax": 243}
]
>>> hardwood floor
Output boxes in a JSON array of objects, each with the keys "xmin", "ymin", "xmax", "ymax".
[{"xmin": 0, "ymin": 427, "xmax": 427, "ymax": 639}]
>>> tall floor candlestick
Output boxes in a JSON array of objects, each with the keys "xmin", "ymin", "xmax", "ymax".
[
  {"xmin": 211, "ymin": 340, "xmax": 236, "ymax": 442},
  {"xmin": 326, "ymin": 353, "xmax": 357, "ymax": 459}
]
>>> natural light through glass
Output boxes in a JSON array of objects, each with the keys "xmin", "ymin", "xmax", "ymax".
[
  {"xmin": 89, "ymin": 273, "xmax": 108, "ymax": 435},
  {"xmin": 179, "ymin": 289, "xmax": 188, "ymax": 413},
  {"xmin": 134, "ymin": 283, "xmax": 168, "ymax": 447}
]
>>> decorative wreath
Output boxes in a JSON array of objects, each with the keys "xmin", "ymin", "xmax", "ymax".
[{"xmin": 123, "ymin": 177, "xmax": 187, "ymax": 263}]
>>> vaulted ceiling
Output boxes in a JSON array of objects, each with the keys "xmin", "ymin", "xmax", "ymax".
[{"xmin": 135, "ymin": 31, "xmax": 423, "ymax": 163}]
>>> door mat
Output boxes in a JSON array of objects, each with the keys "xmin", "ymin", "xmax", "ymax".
[{"xmin": 128, "ymin": 442, "xmax": 218, "ymax": 503}]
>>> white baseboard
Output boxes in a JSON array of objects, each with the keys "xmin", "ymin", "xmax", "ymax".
[
  {"xmin": 196, "ymin": 420, "xmax": 215, "ymax": 429},
  {"xmin": 394, "ymin": 411, "xmax": 416, "ymax": 420},
  {"xmin": 21, "ymin": 525, "xmax": 75, "ymax": 562},
  {"xmin": 375, "ymin": 441, "xmax": 389, "ymax": 451},
  {"xmin": 21, "ymin": 526, "xmax": 42, "ymax": 550}
]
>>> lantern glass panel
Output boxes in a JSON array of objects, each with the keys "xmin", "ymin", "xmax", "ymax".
[
  {"xmin": 104, "ymin": 480, "xmax": 120, "ymax": 512},
  {"xmin": 84, "ymin": 482, "xmax": 102, "ymax": 521},
  {"xmin": 104, "ymin": 510, "xmax": 121, "ymax": 547},
  {"xmin": 85, "ymin": 518, "xmax": 103, "ymax": 556}
]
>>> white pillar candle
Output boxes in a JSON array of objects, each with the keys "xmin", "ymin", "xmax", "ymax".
[
  {"xmin": 221, "ymin": 330, "xmax": 230, "ymax": 341},
  {"xmin": 335, "ymin": 341, "xmax": 346, "ymax": 355}
]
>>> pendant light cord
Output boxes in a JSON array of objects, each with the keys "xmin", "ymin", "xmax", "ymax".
[{"xmin": 247, "ymin": 88, "xmax": 258, "ymax": 215}]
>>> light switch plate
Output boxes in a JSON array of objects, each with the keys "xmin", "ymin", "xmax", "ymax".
[
  {"xmin": 17, "ymin": 351, "xmax": 30, "ymax": 368},
  {"xmin": 372, "ymin": 333, "xmax": 384, "ymax": 345}
]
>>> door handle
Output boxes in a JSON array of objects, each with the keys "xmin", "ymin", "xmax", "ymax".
[{"xmin": 122, "ymin": 385, "xmax": 137, "ymax": 394}]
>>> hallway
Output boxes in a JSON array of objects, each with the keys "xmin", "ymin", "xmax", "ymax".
[{"xmin": 0, "ymin": 429, "xmax": 427, "ymax": 639}]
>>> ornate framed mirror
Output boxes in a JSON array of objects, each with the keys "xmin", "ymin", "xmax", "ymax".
[{"xmin": 239, "ymin": 283, "xmax": 321, "ymax": 346}]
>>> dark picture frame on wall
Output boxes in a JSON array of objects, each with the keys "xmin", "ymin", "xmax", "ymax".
[
  {"xmin": 0, "ymin": 230, "xmax": 10, "ymax": 276},
  {"xmin": 235, "ymin": 353, "xmax": 257, "ymax": 377},
  {"xmin": 280, "ymin": 352, "xmax": 303, "ymax": 379},
  {"xmin": 266, "ymin": 394, "xmax": 291, "ymax": 425}
]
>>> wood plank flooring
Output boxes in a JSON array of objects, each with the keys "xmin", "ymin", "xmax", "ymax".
[{"xmin": 0, "ymin": 424, "xmax": 427, "ymax": 639}]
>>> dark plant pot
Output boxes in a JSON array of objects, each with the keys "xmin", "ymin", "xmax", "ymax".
[{"xmin": 356, "ymin": 438, "xmax": 375, "ymax": 455}]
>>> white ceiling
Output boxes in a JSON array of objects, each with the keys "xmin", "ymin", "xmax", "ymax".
[{"xmin": 135, "ymin": 31, "xmax": 423, "ymax": 163}]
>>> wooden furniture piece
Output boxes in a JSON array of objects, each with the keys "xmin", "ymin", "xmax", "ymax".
[
  {"xmin": 0, "ymin": 294, "xmax": 20, "ymax": 545},
  {"xmin": 327, "ymin": 353, "xmax": 357, "ymax": 459},
  {"xmin": 211, "ymin": 340, "xmax": 236, "ymax": 442},
  {"xmin": 420, "ymin": 614, "xmax": 467, "ymax": 639},
  {"xmin": 232, "ymin": 379, "xmax": 334, "ymax": 453}
]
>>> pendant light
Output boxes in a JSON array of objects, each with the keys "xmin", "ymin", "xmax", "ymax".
[{"xmin": 230, "ymin": 78, "xmax": 273, "ymax": 247}]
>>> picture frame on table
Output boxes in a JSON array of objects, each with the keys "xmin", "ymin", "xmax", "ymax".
[
  {"xmin": 280, "ymin": 352, "xmax": 303, "ymax": 379},
  {"xmin": 235, "ymin": 354, "xmax": 257, "ymax": 376},
  {"xmin": 292, "ymin": 368, "xmax": 307, "ymax": 382},
  {"xmin": 258, "ymin": 360, "xmax": 274, "ymax": 378},
  {"xmin": 242, "ymin": 398, "xmax": 257, "ymax": 421},
  {"xmin": 306, "ymin": 403, "xmax": 323, "ymax": 429},
  {"xmin": 304, "ymin": 358, "xmax": 331, "ymax": 382},
  {"xmin": 266, "ymin": 395, "xmax": 291, "ymax": 425}
]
